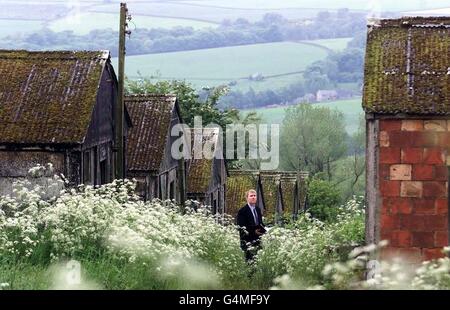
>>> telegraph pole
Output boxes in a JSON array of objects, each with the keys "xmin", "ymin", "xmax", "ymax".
[{"xmin": 115, "ymin": 2, "xmax": 131, "ymax": 179}]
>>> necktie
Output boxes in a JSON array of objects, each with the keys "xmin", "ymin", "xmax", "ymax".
[{"xmin": 252, "ymin": 208, "xmax": 259, "ymax": 225}]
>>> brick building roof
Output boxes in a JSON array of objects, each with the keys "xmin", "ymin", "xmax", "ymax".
[
  {"xmin": 363, "ymin": 17, "xmax": 450, "ymax": 115},
  {"xmin": 0, "ymin": 50, "xmax": 110, "ymax": 144}
]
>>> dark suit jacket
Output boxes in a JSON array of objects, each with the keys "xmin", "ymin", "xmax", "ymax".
[{"xmin": 236, "ymin": 204, "xmax": 265, "ymax": 249}]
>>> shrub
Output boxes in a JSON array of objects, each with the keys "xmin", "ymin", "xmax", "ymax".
[{"xmin": 306, "ymin": 178, "xmax": 341, "ymax": 222}]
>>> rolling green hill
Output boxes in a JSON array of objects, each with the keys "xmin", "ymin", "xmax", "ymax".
[
  {"xmin": 241, "ymin": 98, "xmax": 363, "ymax": 134},
  {"xmin": 115, "ymin": 41, "xmax": 329, "ymax": 92},
  {"xmin": 301, "ymin": 38, "xmax": 352, "ymax": 52},
  {"xmin": 0, "ymin": 19, "xmax": 44, "ymax": 38},
  {"xmin": 49, "ymin": 12, "xmax": 217, "ymax": 35},
  {"xmin": 180, "ymin": 0, "xmax": 450, "ymax": 12}
]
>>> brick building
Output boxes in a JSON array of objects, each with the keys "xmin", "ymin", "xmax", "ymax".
[{"xmin": 363, "ymin": 17, "xmax": 450, "ymax": 262}]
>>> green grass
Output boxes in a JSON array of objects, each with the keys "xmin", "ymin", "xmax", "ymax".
[
  {"xmin": 0, "ymin": 262, "xmax": 50, "ymax": 289},
  {"xmin": 117, "ymin": 42, "xmax": 328, "ymax": 91},
  {"xmin": 180, "ymin": 0, "xmax": 450, "ymax": 12},
  {"xmin": 232, "ymin": 73, "xmax": 304, "ymax": 92},
  {"xmin": 0, "ymin": 19, "xmax": 44, "ymax": 38},
  {"xmin": 89, "ymin": 2, "xmax": 324, "ymax": 23},
  {"xmin": 301, "ymin": 38, "xmax": 353, "ymax": 52},
  {"xmin": 49, "ymin": 12, "xmax": 216, "ymax": 35},
  {"xmin": 242, "ymin": 98, "xmax": 363, "ymax": 134}
]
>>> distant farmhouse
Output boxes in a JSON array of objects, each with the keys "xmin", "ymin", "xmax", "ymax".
[
  {"xmin": 226, "ymin": 170, "xmax": 308, "ymax": 223},
  {"xmin": 125, "ymin": 94, "xmax": 186, "ymax": 202},
  {"xmin": 186, "ymin": 127, "xmax": 227, "ymax": 214},
  {"xmin": 0, "ymin": 50, "xmax": 131, "ymax": 195}
]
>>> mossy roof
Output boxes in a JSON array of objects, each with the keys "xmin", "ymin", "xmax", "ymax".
[
  {"xmin": 280, "ymin": 175, "xmax": 296, "ymax": 216},
  {"xmin": 225, "ymin": 170, "xmax": 259, "ymax": 218},
  {"xmin": 125, "ymin": 94, "xmax": 177, "ymax": 172},
  {"xmin": 225, "ymin": 170, "xmax": 309, "ymax": 218},
  {"xmin": 186, "ymin": 128, "xmax": 220, "ymax": 194},
  {"xmin": 0, "ymin": 50, "xmax": 109, "ymax": 144},
  {"xmin": 259, "ymin": 172, "xmax": 281, "ymax": 219},
  {"xmin": 363, "ymin": 17, "xmax": 450, "ymax": 115}
]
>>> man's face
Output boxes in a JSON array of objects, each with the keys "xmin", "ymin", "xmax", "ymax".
[{"xmin": 247, "ymin": 192, "xmax": 257, "ymax": 205}]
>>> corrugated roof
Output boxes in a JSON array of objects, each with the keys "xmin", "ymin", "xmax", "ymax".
[
  {"xmin": 0, "ymin": 50, "xmax": 109, "ymax": 144},
  {"xmin": 259, "ymin": 172, "xmax": 280, "ymax": 221},
  {"xmin": 186, "ymin": 127, "xmax": 220, "ymax": 194},
  {"xmin": 225, "ymin": 170, "xmax": 309, "ymax": 219},
  {"xmin": 280, "ymin": 175, "xmax": 296, "ymax": 217},
  {"xmin": 363, "ymin": 17, "xmax": 450, "ymax": 114},
  {"xmin": 225, "ymin": 170, "xmax": 259, "ymax": 218},
  {"xmin": 126, "ymin": 94, "xmax": 177, "ymax": 172}
]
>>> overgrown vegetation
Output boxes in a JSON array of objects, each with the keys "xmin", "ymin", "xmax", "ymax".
[
  {"xmin": 2, "ymin": 166, "xmax": 450, "ymax": 290},
  {"xmin": 280, "ymin": 103, "xmax": 365, "ymax": 202},
  {"xmin": 0, "ymin": 165, "xmax": 365, "ymax": 289}
]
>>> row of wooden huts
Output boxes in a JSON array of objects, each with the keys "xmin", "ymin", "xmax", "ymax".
[{"xmin": 0, "ymin": 49, "xmax": 307, "ymax": 220}]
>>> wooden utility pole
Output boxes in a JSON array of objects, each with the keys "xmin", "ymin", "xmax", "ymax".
[{"xmin": 115, "ymin": 2, "xmax": 130, "ymax": 179}]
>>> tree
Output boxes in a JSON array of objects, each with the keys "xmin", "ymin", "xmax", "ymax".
[
  {"xmin": 306, "ymin": 177, "xmax": 341, "ymax": 222},
  {"xmin": 332, "ymin": 115, "xmax": 365, "ymax": 200},
  {"xmin": 280, "ymin": 104, "xmax": 347, "ymax": 180},
  {"xmin": 125, "ymin": 77, "xmax": 239, "ymax": 128},
  {"xmin": 125, "ymin": 77, "xmax": 262, "ymax": 168}
]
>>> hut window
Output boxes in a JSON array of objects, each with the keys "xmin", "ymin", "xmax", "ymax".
[{"xmin": 83, "ymin": 151, "xmax": 91, "ymax": 183}]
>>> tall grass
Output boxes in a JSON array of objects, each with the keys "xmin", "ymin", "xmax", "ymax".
[{"xmin": 4, "ymin": 165, "xmax": 450, "ymax": 290}]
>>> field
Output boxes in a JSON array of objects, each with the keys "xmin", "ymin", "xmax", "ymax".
[
  {"xmin": 241, "ymin": 98, "xmax": 363, "ymax": 134},
  {"xmin": 49, "ymin": 12, "xmax": 217, "ymax": 35},
  {"xmin": 2, "ymin": 0, "xmax": 450, "ymax": 41},
  {"xmin": 114, "ymin": 41, "xmax": 329, "ymax": 91},
  {"xmin": 180, "ymin": 0, "xmax": 450, "ymax": 12},
  {"xmin": 301, "ymin": 38, "xmax": 352, "ymax": 52},
  {"xmin": 0, "ymin": 19, "xmax": 44, "ymax": 38},
  {"xmin": 89, "ymin": 2, "xmax": 326, "ymax": 23}
]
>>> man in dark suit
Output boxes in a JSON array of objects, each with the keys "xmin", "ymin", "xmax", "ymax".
[{"xmin": 236, "ymin": 189, "xmax": 266, "ymax": 261}]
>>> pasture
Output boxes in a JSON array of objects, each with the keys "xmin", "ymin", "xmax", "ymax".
[
  {"xmin": 241, "ymin": 98, "xmax": 363, "ymax": 134},
  {"xmin": 49, "ymin": 12, "xmax": 217, "ymax": 35},
  {"xmin": 115, "ymin": 41, "xmax": 329, "ymax": 91}
]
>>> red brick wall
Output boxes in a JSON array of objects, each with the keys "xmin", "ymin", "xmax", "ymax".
[{"xmin": 378, "ymin": 119, "xmax": 449, "ymax": 262}]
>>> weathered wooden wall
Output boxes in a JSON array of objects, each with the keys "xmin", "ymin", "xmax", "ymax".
[{"xmin": 0, "ymin": 150, "xmax": 65, "ymax": 195}]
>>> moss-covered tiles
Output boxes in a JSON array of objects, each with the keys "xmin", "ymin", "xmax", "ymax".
[
  {"xmin": 125, "ymin": 94, "xmax": 176, "ymax": 172},
  {"xmin": 0, "ymin": 50, "xmax": 108, "ymax": 144},
  {"xmin": 363, "ymin": 17, "xmax": 450, "ymax": 114}
]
